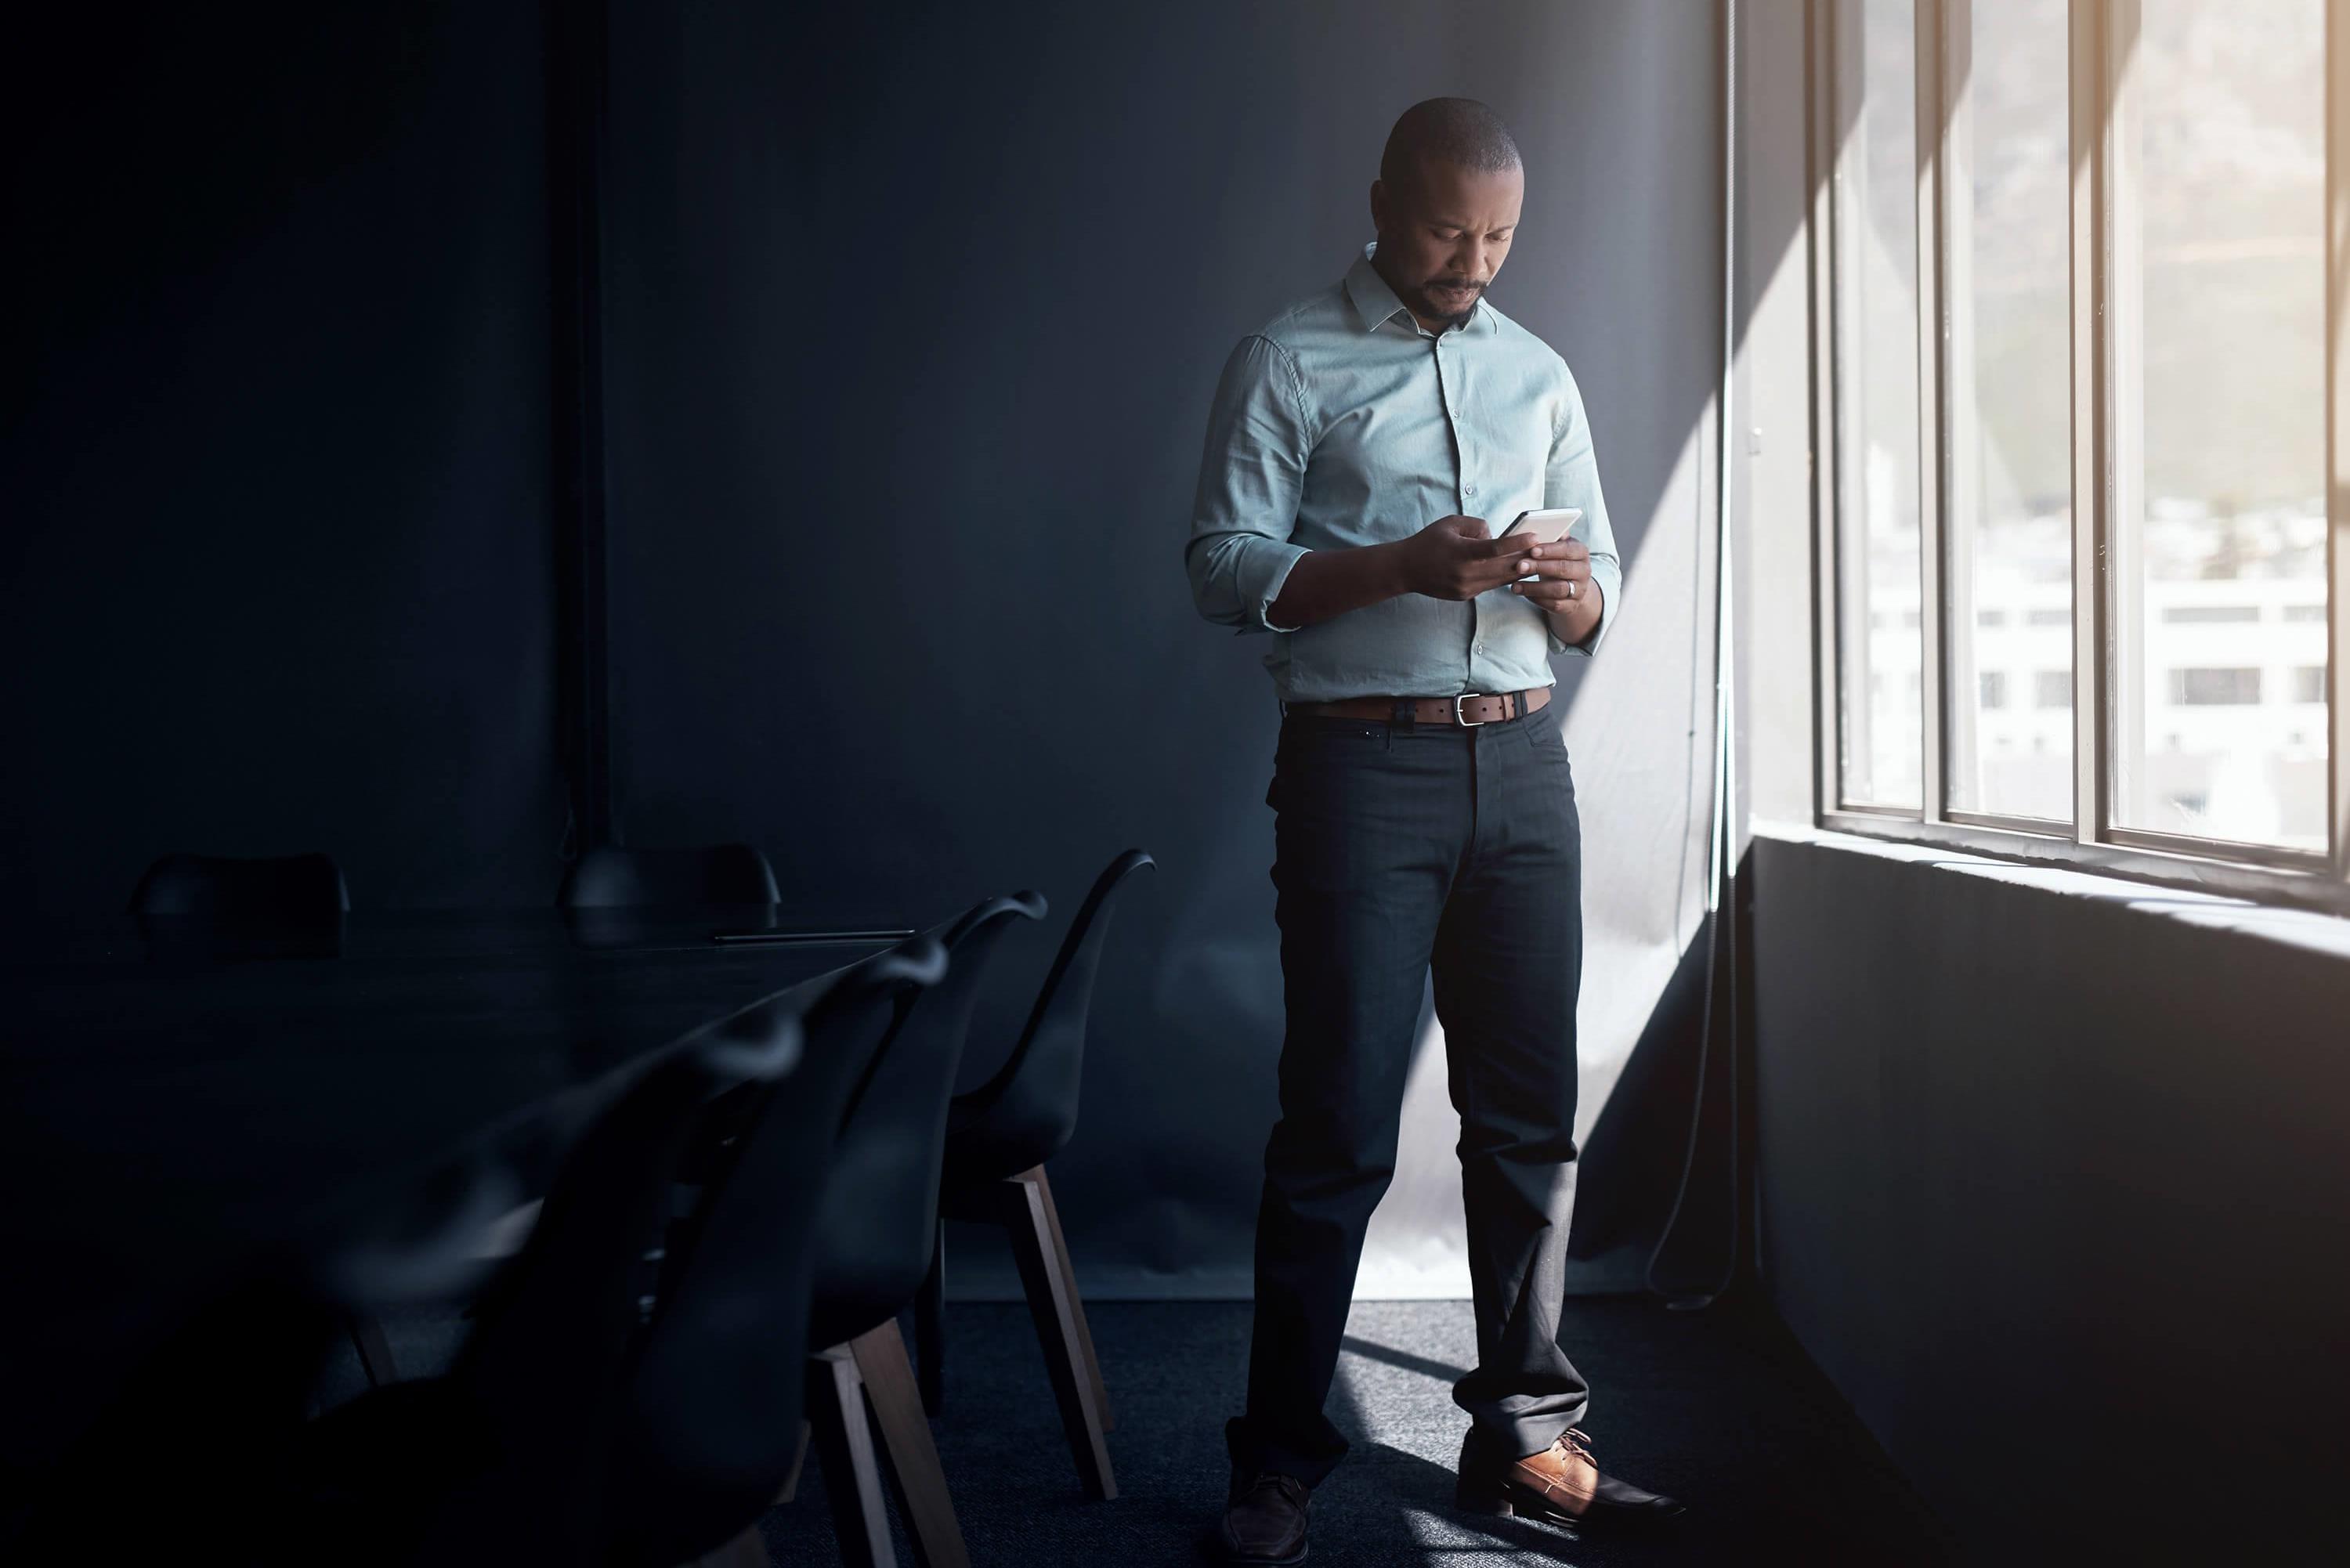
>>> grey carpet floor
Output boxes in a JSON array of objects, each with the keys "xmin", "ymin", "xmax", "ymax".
[{"xmin": 761, "ymin": 1296, "xmax": 1959, "ymax": 1566}]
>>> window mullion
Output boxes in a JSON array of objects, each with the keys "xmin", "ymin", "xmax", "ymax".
[
  {"xmin": 1830, "ymin": 0, "xmax": 1882, "ymax": 812},
  {"xmin": 2330, "ymin": 0, "xmax": 2350, "ymax": 879},
  {"xmin": 1810, "ymin": 0, "xmax": 1843, "ymax": 822},
  {"xmin": 1943, "ymin": 0, "xmax": 1980, "ymax": 818},
  {"xmin": 2102, "ymin": 0, "xmax": 2144, "ymax": 847},
  {"xmin": 1916, "ymin": 0, "xmax": 1949, "ymax": 824},
  {"xmin": 2069, "ymin": 0, "xmax": 2103, "ymax": 844}
]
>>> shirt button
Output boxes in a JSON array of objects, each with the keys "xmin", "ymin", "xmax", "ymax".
[{"xmin": 1462, "ymin": 482, "xmax": 1477, "ymax": 497}]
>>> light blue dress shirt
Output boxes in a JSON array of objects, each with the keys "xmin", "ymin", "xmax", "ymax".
[{"xmin": 1185, "ymin": 242, "xmax": 1622, "ymax": 704}]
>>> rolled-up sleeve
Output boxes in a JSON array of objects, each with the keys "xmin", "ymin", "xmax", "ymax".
[
  {"xmin": 1544, "ymin": 364, "xmax": 1622, "ymax": 657},
  {"xmin": 1185, "ymin": 334, "xmax": 1312, "ymax": 634}
]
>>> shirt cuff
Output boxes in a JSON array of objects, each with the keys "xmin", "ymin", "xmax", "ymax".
[
  {"xmin": 1553, "ymin": 558, "xmax": 1622, "ymax": 658},
  {"xmin": 1238, "ymin": 540, "xmax": 1311, "ymax": 635}
]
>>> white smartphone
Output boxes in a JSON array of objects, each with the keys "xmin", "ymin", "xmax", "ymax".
[{"xmin": 1497, "ymin": 507, "xmax": 1582, "ymax": 582}]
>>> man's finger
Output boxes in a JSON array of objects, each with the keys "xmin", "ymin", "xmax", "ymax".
[
  {"xmin": 1523, "ymin": 538, "xmax": 1591, "ymax": 561},
  {"xmin": 1449, "ymin": 514, "xmax": 1493, "ymax": 540}
]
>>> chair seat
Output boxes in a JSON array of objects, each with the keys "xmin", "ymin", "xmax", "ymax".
[
  {"xmin": 945, "ymin": 1095, "xmax": 985, "ymax": 1137},
  {"xmin": 935, "ymin": 849, "xmax": 1152, "ymax": 1201},
  {"xmin": 468, "ymin": 1199, "xmax": 543, "ymax": 1261},
  {"xmin": 941, "ymin": 1104, "xmax": 1057, "ymax": 1194},
  {"xmin": 807, "ymin": 1283, "xmax": 906, "ymax": 1355},
  {"xmin": 807, "ymin": 892, "xmax": 1043, "ymax": 1359},
  {"xmin": 915, "ymin": 848, "xmax": 1152, "ymax": 1493}
]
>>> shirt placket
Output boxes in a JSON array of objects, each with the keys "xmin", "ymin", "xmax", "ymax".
[{"xmin": 1433, "ymin": 329, "xmax": 1485, "ymax": 687}]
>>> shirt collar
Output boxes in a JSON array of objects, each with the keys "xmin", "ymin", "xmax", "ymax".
[{"xmin": 1344, "ymin": 240, "xmax": 1491, "ymax": 338}]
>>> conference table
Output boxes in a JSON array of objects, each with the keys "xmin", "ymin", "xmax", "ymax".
[{"xmin": 0, "ymin": 905, "xmax": 912, "ymax": 1494}]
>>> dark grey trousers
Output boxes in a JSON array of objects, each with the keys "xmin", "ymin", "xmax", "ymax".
[{"xmin": 1227, "ymin": 696, "xmax": 1589, "ymax": 1487}]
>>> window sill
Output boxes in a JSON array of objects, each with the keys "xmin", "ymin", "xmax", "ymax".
[{"xmin": 1759, "ymin": 816, "xmax": 2350, "ymax": 942}]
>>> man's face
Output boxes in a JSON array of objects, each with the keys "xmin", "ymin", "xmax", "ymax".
[{"xmin": 1370, "ymin": 157, "xmax": 1525, "ymax": 329}]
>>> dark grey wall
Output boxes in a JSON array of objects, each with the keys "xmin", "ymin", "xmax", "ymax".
[
  {"xmin": 2, "ymin": 0, "xmax": 1726, "ymax": 1295},
  {"xmin": 1752, "ymin": 832, "xmax": 2350, "ymax": 1559},
  {"xmin": 0, "ymin": 6, "xmax": 565, "ymax": 916},
  {"xmin": 598, "ymin": 0, "xmax": 1724, "ymax": 1291}
]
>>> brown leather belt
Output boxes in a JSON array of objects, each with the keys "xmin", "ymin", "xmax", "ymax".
[{"xmin": 1282, "ymin": 686, "xmax": 1551, "ymax": 728}]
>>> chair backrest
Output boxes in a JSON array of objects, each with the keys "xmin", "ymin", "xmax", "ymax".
[
  {"xmin": 420, "ymin": 939, "xmax": 942, "ymax": 1565},
  {"xmin": 954, "ymin": 849, "xmax": 1154, "ymax": 1176},
  {"xmin": 608, "ymin": 938, "xmax": 948, "ymax": 1566},
  {"xmin": 556, "ymin": 844, "xmax": 780, "ymax": 909},
  {"xmin": 806, "ymin": 891, "xmax": 1047, "ymax": 1349},
  {"xmin": 128, "ymin": 851, "xmax": 349, "ymax": 917}
]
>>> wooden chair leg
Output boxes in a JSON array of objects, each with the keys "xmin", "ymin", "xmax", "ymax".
[
  {"xmin": 915, "ymin": 1221, "xmax": 945, "ymax": 1415},
  {"xmin": 849, "ymin": 1319, "xmax": 969, "ymax": 1568},
  {"xmin": 806, "ymin": 1346, "xmax": 895, "ymax": 1568},
  {"xmin": 1027, "ymin": 1165, "xmax": 1112, "ymax": 1433},
  {"xmin": 346, "ymin": 1311, "xmax": 399, "ymax": 1386},
  {"xmin": 997, "ymin": 1169, "xmax": 1117, "ymax": 1500}
]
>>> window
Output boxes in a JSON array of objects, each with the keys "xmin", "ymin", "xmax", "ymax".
[
  {"xmin": 2111, "ymin": 0, "xmax": 2326, "ymax": 849},
  {"xmin": 1833, "ymin": 0, "xmax": 1925, "ymax": 810},
  {"xmin": 1819, "ymin": 0, "xmax": 2342, "ymax": 884},
  {"xmin": 2169, "ymin": 668, "xmax": 2262, "ymax": 707},
  {"xmin": 1944, "ymin": 0, "xmax": 2073, "ymax": 822}
]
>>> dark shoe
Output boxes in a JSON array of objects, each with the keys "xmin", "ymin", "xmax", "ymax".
[
  {"xmin": 1454, "ymin": 1425, "xmax": 1684, "ymax": 1530},
  {"xmin": 1220, "ymin": 1469, "xmax": 1310, "ymax": 1565}
]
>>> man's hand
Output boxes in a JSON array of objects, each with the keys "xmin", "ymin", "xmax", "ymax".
[
  {"xmin": 1265, "ymin": 514, "xmax": 1542, "ymax": 630},
  {"xmin": 1390, "ymin": 515, "xmax": 1542, "ymax": 602},
  {"xmin": 1510, "ymin": 537, "xmax": 1603, "ymax": 643}
]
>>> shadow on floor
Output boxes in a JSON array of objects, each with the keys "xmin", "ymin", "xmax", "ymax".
[{"xmin": 760, "ymin": 1294, "xmax": 1959, "ymax": 1566}]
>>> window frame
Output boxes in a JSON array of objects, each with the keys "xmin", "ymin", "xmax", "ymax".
[{"xmin": 1806, "ymin": 0, "xmax": 2350, "ymax": 911}]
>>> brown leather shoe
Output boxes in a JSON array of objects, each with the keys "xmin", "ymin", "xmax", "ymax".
[
  {"xmin": 1219, "ymin": 1469, "xmax": 1310, "ymax": 1565},
  {"xmin": 1454, "ymin": 1425, "xmax": 1684, "ymax": 1530}
]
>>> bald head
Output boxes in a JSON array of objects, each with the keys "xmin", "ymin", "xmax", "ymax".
[
  {"xmin": 1379, "ymin": 97, "xmax": 1521, "ymax": 197},
  {"xmin": 1368, "ymin": 99, "xmax": 1526, "ymax": 334}
]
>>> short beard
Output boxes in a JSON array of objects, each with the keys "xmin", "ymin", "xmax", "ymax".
[{"xmin": 1422, "ymin": 282, "xmax": 1484, "ymax": 328}]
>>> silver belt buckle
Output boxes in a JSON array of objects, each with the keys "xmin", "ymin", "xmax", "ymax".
[{"xmin": 1453, "ymin": 693, "xmax": 1490, "ymax": 727}]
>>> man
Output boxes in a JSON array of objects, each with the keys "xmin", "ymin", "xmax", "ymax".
[{"xmin": 1184, "ymin": 99, "xmax": 1682, "ymax": 1563}]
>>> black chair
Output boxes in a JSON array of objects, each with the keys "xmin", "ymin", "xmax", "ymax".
[
  {"xmin": 612, "ymin": 941, "xmax": 944, "ymax": 1567},
  {"xmin": 279, "ymin": 938, "xmax": 944, "ymax": 1567},
  {"xmin": 129, "ymin": 851, "xmax": 351, "ymax": 917},
  {"xmin": 462, "ymin": 840, "xmax": 785, "ymax": 1299},
  {"xmin": 920, "ymin": 848, "xmax": 1154, "ymax": 1501},
  {"xmin": 797, "ymin": 891, "xmax": 1046, "ymax": 1568},
  {"xmin": 559, "ymin": 844, "xmax": 781, "ymax": 909},
  {"xmin": 129, "ymin": 851, "xmax": 351, "ymax": 961},
  {"xmin": 125, "ymin": 852, "xmax": 389, "ymax": 1378}
]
